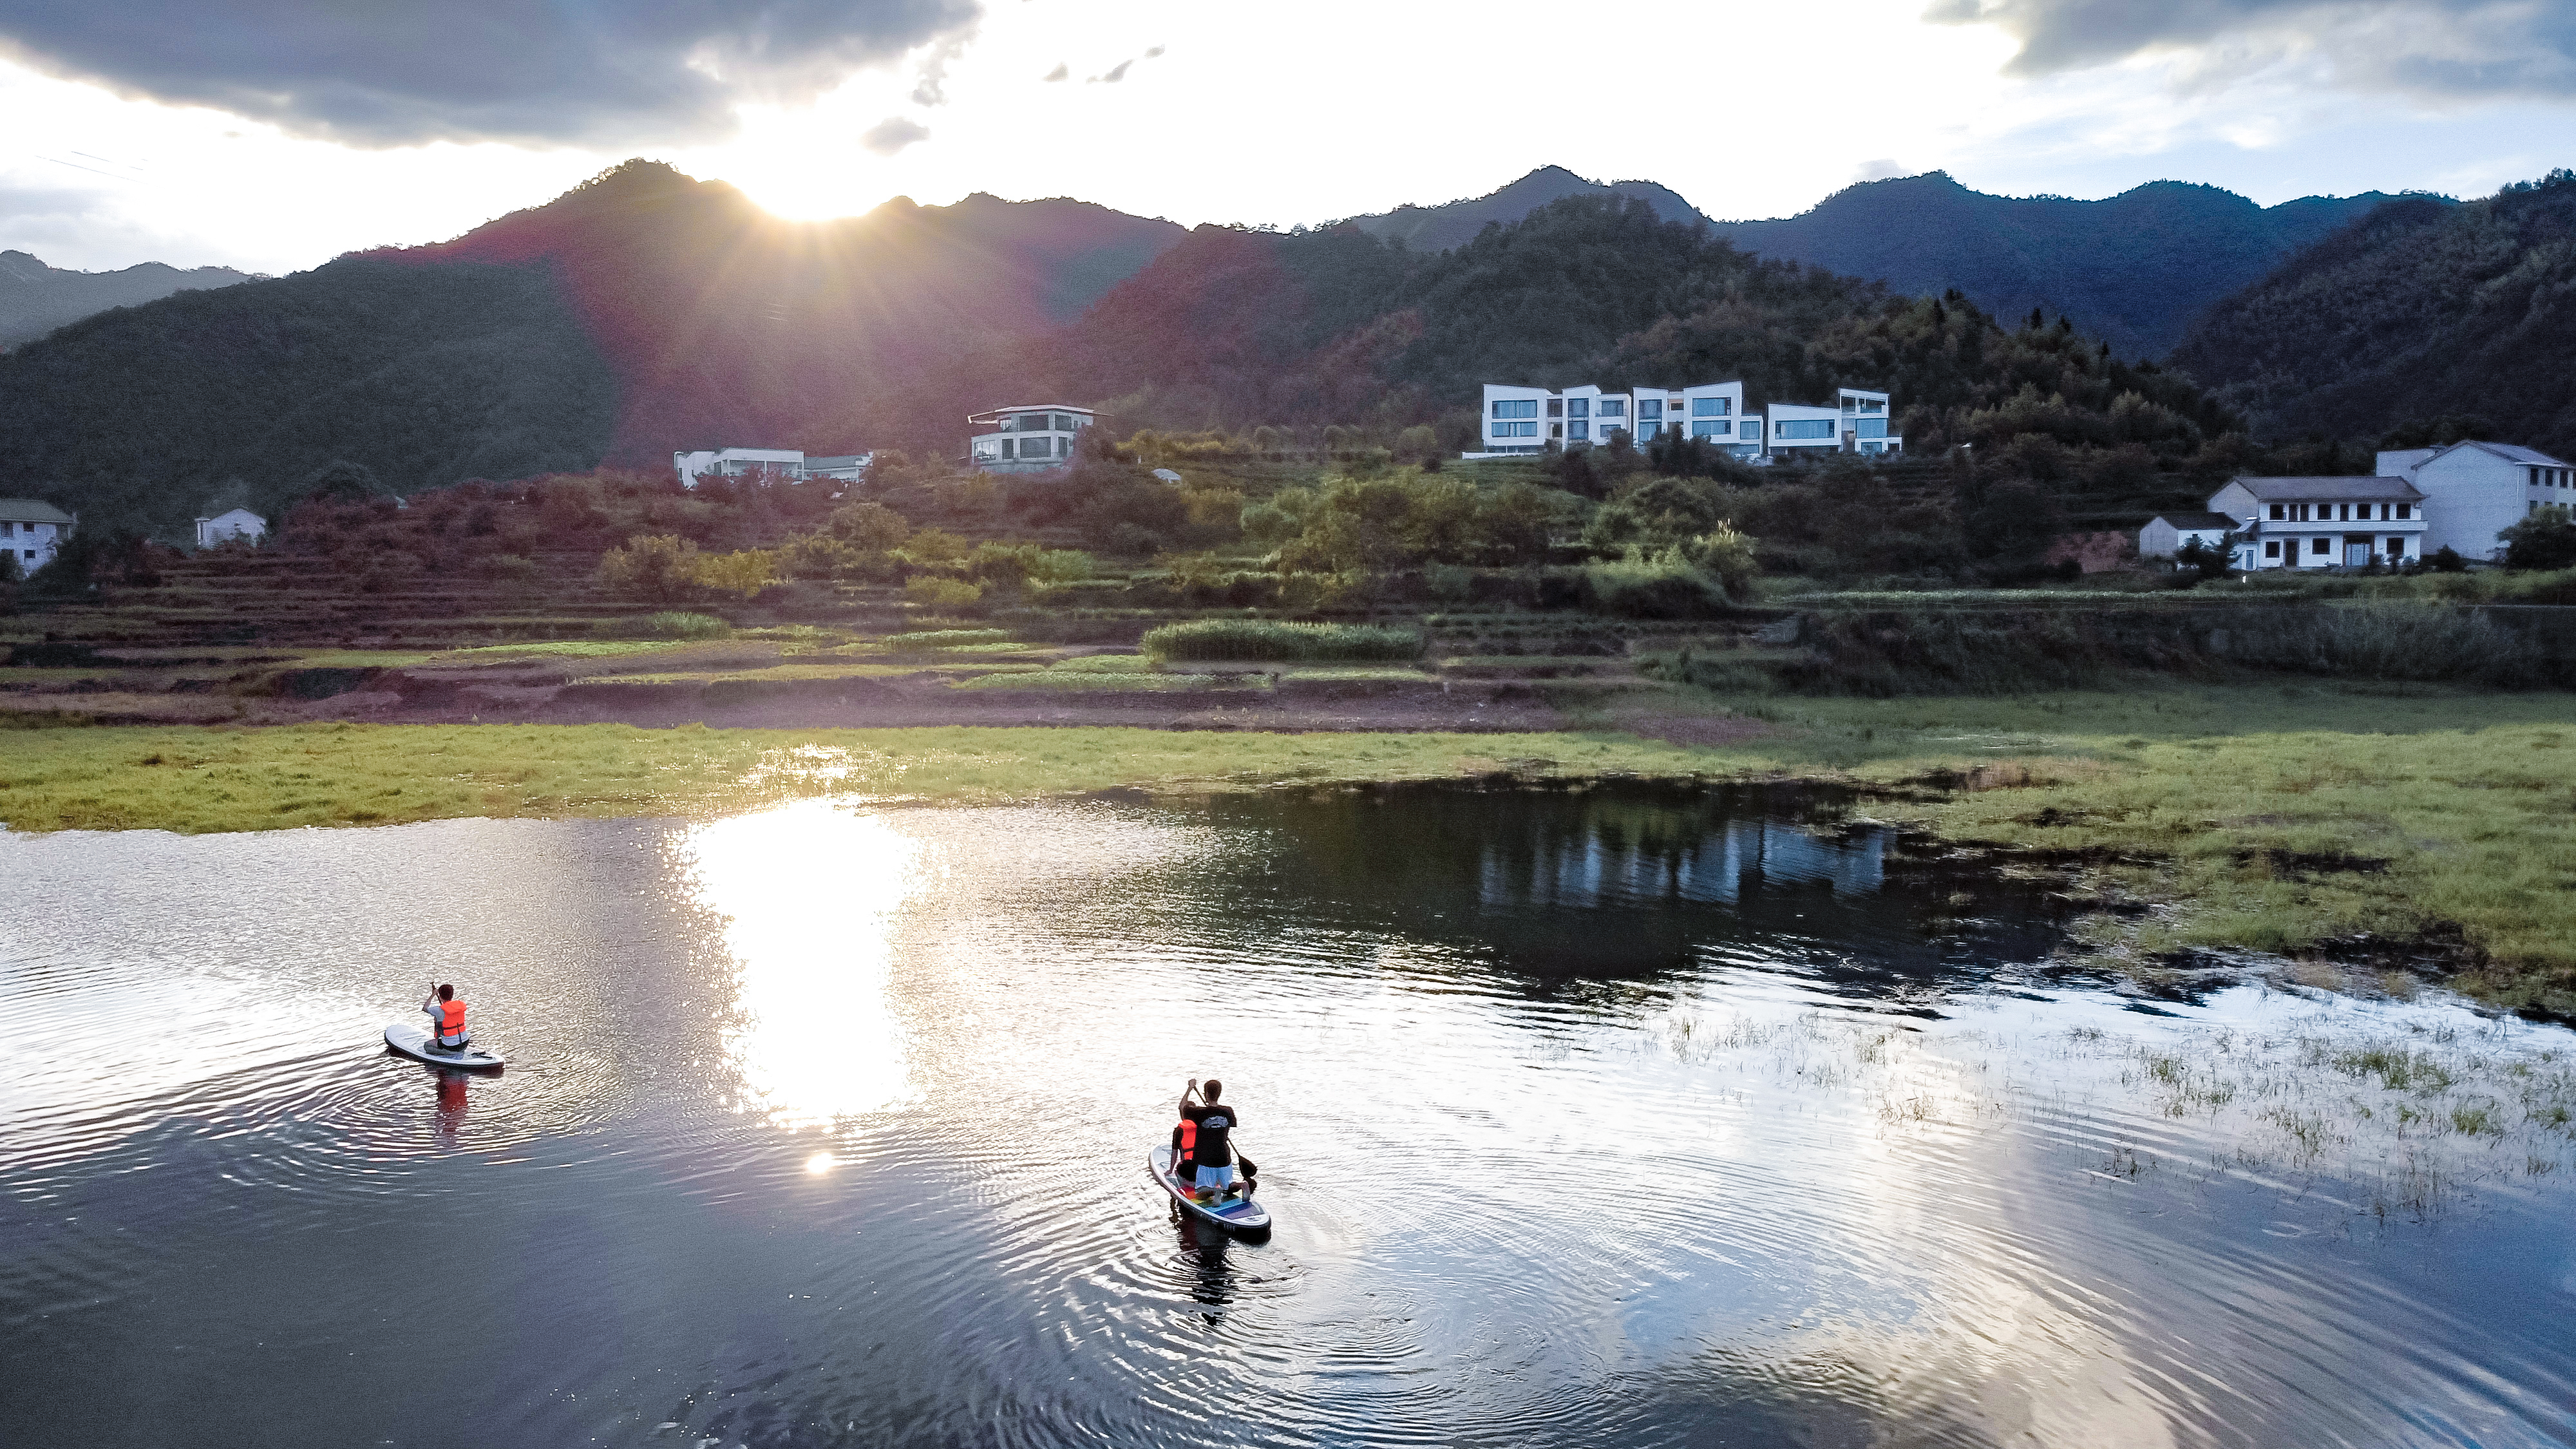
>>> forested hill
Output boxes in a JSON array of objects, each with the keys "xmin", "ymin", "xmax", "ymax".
[
  {"xmin": 2171, "ymin": 170, "xmax": 2576, "ymax": 462},
  {"xmin": 1057, "ymin": 196, "xmax": 2251, "ymax": 519},
  {"xmin": 0, "ymin": 161, "xmax": 1184, "ymax": 531},
  {"xmin": 0, "ymin": 250, "xmax": 252, "ymax": 348},
  {"xmin": 1710, "ymin": 173, "xmax": 2418, "ymax": 361},
  {"xmin": 1338, "ymin": 167, "xmax": 1706, "ymax": 254}
]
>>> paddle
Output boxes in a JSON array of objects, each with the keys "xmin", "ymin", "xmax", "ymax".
[{"xmin": 1180, "ymin": 1079, "xmax": 1256, "ymax": 1191}]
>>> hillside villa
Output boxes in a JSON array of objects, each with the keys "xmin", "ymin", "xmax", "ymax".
[
  {"xmin": 0, "ymin": 497, "xmax": 73, "ymax": 569},
  {"xmin": 672, "ymin": 449, "xmax": 873, "ymax": 488},
  {"xmin": 1469, "ymin": 383, "xmax": 1897, "ymax": 460},
  {"xmin": 967, "ymin": 404, "xmax": 1096, "ymax": 472},
  {"xmin": 194, "ymin": 509, "xmax": 267, "ymax": 548}
]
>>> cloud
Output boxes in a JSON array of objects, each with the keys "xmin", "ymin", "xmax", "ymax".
[
  {"xmin": 0, "ymin": 0, "xmax": 985, "ymax": 148},
  {"xmin": 1927, "ymin": 0, "xmax": 2576, "ymax": 100},
  {"xmin": 909, "ymin": 28, "xmax": 975, "ymax": 106},
  {"xmin": 1852, "ymin": 158, "xmax": 1911, "ymax": 183},
  {"xmin": 860, "ymin": 115, "xmax": 931, "ymax": 155},
  {"xmin": 1090, "ymin": 59, "xmax": 1133, "ymax": 83},
  {"xmin": 1144, "ymin": 46, "xmax": 1164, "ymax": 58},
  {"xmin": 1043, "ymin": 62, "xmax": 1068, "ymax": 81}
]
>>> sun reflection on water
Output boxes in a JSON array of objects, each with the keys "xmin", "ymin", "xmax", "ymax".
[{"xmin": 680, "ymin": 800, "xmax": 923, "ymax": 1128}]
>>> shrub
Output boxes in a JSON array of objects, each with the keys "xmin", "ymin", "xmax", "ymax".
[
  {"xmin": 1582, "ymin": 551, "xmax": 1732, "ymax": 619},
  {"xmin": 826, "ymin": 501, "xmax": 911, "ymax": 551},
  {"xmin": 597, "ymin": 534, "xmax": 702, "ymax": 601},
  {"xmin": 904, "ymin": 576, "xmax": 984, "ymax": 609},
  {"xmin": 1140, "ymin": 620, "xmax": 1425, "ymax": 663},
  {"xmin": 2499, "ymin": 506, "xmax": 2576, "ymax": 571}
]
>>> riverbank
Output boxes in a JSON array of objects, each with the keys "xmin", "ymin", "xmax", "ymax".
[{"xmin": 5, "ymin": 681, "xmax": 2571, "ymax": 1012}]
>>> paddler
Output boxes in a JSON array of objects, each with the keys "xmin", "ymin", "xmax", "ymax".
[
  {"xmin": 421, "ymin": 982, "xmax": 471, "ymax": 1052},
  {"xmin": 1179, "ymin": 1077, "xmax": 1252, "ymax": 1200}
]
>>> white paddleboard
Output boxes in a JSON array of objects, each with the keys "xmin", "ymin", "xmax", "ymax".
[
  {"xmin": 384, "ymin": 1021, "xmax": 504, "ymax": 1070},
  {"xmin": 1150, "ymin": 1144, "xmax": 1269, "ymax": 1233}
]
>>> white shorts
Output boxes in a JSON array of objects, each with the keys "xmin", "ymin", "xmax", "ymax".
[{"xmin": 1193, "ymin": 1163, "xmax": 1236, "ymax": 1191}]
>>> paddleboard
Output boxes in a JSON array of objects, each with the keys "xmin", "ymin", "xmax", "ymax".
[
  {"xmin": 1150, "ymin": 1144, "xmax": 1269, "ymax": 1233},
  {"xmin": 384, "ymin": 1021, "xmax": 504, "ymax": 1071}
]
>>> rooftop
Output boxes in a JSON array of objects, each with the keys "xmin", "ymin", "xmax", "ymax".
[
  {"xmin": 0, "ymin": 497, "xmax": 75, "ymax": 525},
  {"xmin": 2225, "ymin": 475, "xmax": 2426, "ymax": 501},
  {"xmin": 2442, "ymin": 440, "xmax": 2571, "ymax": 468},
  {"xmin": 2151, "ymin": 512, "xmax": 2237, "ymax": 530}
]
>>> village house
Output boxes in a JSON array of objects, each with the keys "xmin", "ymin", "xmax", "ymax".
[
  {"xmin": 1469, "ymin": 382, "xmax": 1897, "ymax": 460},
  {"xmin": 966, "ymin": 404, "xmax": 1095, "ymax": 472},
  {"xmin": 2136, "ymin": 511, "xmax": 2237, "ymax": 560},
  {"xmin": 2376, "ymin": 440, "xmax": 2575, "ymax": 560},
  {"xmin": 2204, "ymin": 475, "xmax": 2428, "ymax": 569},
  {"xmin": 194, "ymin": 508, "xmax": 267, "ymax": 547},
  {"xmin": 0, "ymin": 497, "xmax": 73, "ymax": 569}
]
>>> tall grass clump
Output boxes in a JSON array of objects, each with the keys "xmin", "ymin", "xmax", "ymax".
[
  {"xmin": 2228, "ymin": 602, "xmax": 2550, "ymax": 687},
  {"xmin": 634, "ymin": 611, "xmax": 730, "ymax": 639},
  {"xmin": 1582, "ymin": 554, "xmax": 1733, "ymax": 620},
  {"xmin": 1141, "ymin": 619, "xmax": 1425, "ymax": 663}
]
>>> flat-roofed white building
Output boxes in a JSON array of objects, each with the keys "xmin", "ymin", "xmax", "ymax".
[
  {"xmin": 0, "ymin": 497, "xmax": 73, "ymax": 569},
  {"xmin": 2207, "ymin": 475, "xmax": 2428, "ymax": 569},
  {"xmin": 1474, "ymin": 382, "xmax": 1750, "ymax": 457},
  {"xmin": 1472, "ymin": 381, "xmax": 1893, "ymax": 460},
  {"xmin": 2377, "ymin": 440, "xmax": 2575, "ymax": 560},
  {"xmin": 194, "ymin": 508, "xmax": 267, "ymax": 548},
  {"xmin": 801, "ymin": 454, "xmax": 874, "ymax": 483},
  {"xmin": 673, "ymin": 448, "xmax": 808, "ymax": 488},
  {"xmin": 968, "ymin": 404, "xmax": 1095, "ymax": 472}
]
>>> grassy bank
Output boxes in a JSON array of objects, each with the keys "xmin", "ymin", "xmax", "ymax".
[{"xmin": 5, "ymin": 682, "xmax": 2572, "ymax": 1010}]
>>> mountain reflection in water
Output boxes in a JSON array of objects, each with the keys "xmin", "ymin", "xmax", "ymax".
[{"xmin": 2, "ymin": 784, "xmax": 2570, "ymax": 1449}]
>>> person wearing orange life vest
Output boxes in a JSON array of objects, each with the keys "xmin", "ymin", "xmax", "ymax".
[{"xmin": 421, "ymin": 983, "xmax": 470, "ymax": 1052}]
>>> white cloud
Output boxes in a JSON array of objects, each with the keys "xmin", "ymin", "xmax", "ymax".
[{"xmin": 860, "ymin": 115, "xmax": 932, "ymax": 155}]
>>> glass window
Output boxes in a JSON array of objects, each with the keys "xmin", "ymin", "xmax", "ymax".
[
  {"xmin": 1492, "ymin": 421, "xmax": 1537, "ymax": 439},
  {"xmin": 1597, "ymin": 399, "xmax": 1624, "ymax": 418},
  {"xmin": 1016, "ymin": 412, "xmax": 1051, "ymax": 431},
  {"xmin": 2266, "ymin": 541, "xmax": 2281, "ymax": 558},
  {"xmin": 2387, "ymin": 537, "xmax": 2405, "ymax": 555},
  {"xmin": 1776, "ymin": 419, "xmax": 1834, "ymax": 439},
  {"xmin": 1691, "ymin": 397, "xmax": 1728, "ymax": 417},
  {"xmin": 1638, "ymin": 399, "xmax": 1661, "ymax": 420},
  {"xmin": 1690, "ymin": 421, "xmax": 1727, "ymax": 439},
  {"xmin": 999, "ymin": 439, "xmax": 1018, "ymax": 459},
  {"xmin": 1492, "ymin": 399, "xmax": 1538, "ymax": 420},
  {"xmin": 1568, "ymin": 398, "xmax": 1589, "ymax": 419},
  {"xmin": 1570, "ymin": 421, "xmax": 1590, "ymax": 440},
  {"xmin": 1856, "ymin": 418, "xmax": 1888, "ymax": 440},
  {"xmin": 1546, "ymin": 399, "xmax": 1564, "ymax": 417},
  {"xmin": 2396, "ymin": 504, "xmax": 2410, "ymax": 519},
  {"xmin": 1739, "ymin": 421, "xmax": 1759, "ymax": 440},
  {"xmin": 2269, "ymin": 504, "xmax": 2285, "ymax": 520},
  {"xmin": 2312, "ymin": 538, "xmax": 2331, "ymax": 555},
  {"xmin": 1055, "ymin": 413, "xmax": 1077, "ymax": 431}
]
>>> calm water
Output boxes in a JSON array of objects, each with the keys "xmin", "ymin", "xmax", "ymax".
[{"xmin": 4, "ymin": 784, "xmax": 2573, "ymax": 1448}]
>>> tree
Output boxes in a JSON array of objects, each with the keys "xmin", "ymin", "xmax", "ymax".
[
  {"xmin": 596, "ymin": 534, "xmax": 703, "ymax": 602},
  {"xmin": 301, "ymin": 459, "xmax": 383, "ymax": 504},
  {"xmin": 2171, "ymin": 533, "xmax": 2239, "ymax": 582},
  {"xmin": 2499, "ymin": 506, "xmax": 2576, "ymax": 571}
]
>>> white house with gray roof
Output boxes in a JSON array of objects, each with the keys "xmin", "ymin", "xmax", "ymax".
[
  {"xmin": 2206, "ymin": 475, "xmax": 2428, "ymax": 569},
  {"xmin": 0, "ymin": 498, "xmax": 73, "ymax": 570},
  {"xmin": 2376, "ymin": 440, "xmax": 2575, "ymax": 560},
  {"xmin": 1470, "ymin": 382, "xmax": 1897, "ymax": 460},
  {"xmin": 2137, "ymin": 511, "xmax": 2237, "ymax": 560}
]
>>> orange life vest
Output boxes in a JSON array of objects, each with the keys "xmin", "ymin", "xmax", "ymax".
[
  {"xmin": 439, "ymin": 998, "xmax": 468, "ymax": 1043},
  {"xmin": 1177, "ymin": 1117, "xmax": 1197, "ymax": 1155}
]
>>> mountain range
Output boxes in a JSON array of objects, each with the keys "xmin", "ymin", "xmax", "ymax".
[
  {"xmin": 0, "ymin": 249, "xmax": 253, "ymax": 349},
  {"xmin": 1338, "ymin": 166, "xmax": 1704, "ymax": 254},
  {"xmin": 3, "ymin": 158, "xmax": 2568, "ymax": 534}
]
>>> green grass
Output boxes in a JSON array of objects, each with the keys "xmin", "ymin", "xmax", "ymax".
[
  {"xmin": 436, "ymin": 640, "xmax": 690, "ymax": 660},
  {"xmin": 881, "ymin": 628, "xmax": 1014, "ymax": 649}
]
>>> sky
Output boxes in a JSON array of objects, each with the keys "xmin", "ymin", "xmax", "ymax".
[{"xmin": 2, "ymin": 0, "xmax": 2570, "ymax": 276}]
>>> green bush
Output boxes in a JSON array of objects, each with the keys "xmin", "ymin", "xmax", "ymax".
[
  {"xmin": 1582, "ymin": 553, "xmax": 1732, "ymax": 619},
  {"xmin": 1141, "ymin": 619, "xmax": 1424, "ymax": 663},
  {"xmin": 904, "ymin": 576, "xmax": 985, "ymax": 609},
  {"xmin": 638, "ymin": 611, "xmax": 730, "ymax": 639}
]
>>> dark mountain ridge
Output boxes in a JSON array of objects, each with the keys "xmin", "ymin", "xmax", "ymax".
[
  {"xmin": 1338, "ymin": 166, "xmax": 1707, "ymax": 254},
  {"xmin": 2172, "ymin": 169, "xmax": 2576, "ymax": 462},
  {"xmin": 1708, "ymin": 173, "xmax": 2424, "ymax": 359},
  {"xmin": 0, "ymin": 249, "xmax": 254, "ymax": 348}
]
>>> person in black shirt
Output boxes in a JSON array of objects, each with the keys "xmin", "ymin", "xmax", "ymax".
[{"xmin": 1179, "ymin": 1078, "xmax": 1247, "ymax": 1199}]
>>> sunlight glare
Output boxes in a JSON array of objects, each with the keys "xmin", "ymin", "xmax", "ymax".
[{"xmin": 682, "ymin": 800, "xmax": 923, "ymax": 1128}]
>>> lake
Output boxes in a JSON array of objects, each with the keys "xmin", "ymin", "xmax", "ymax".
[{"xmin": 4, "ymin": 782, "xmax": 2572, "ymax": 1447}]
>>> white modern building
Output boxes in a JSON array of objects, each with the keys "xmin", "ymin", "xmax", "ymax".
[
  {"xmin": 2205, "ymin": 475, "xmax": 2428, "ymax": 569},
  {"xmin": 670, "ymin": 448, "xmax": 873, "ymax": 488},
  {"xmin": 2137, "ymin": 511, "xmax": 2235, "ymax": 560},
  {"xmin": 801, "ymin": 454, "xmax": 874, "ymax": 483},
  {"xmin": 0, "ymin": 498, "xmax": 73, "ymax": 569},
  {"xmin": 1470, "ymin": 382, "xmax": 1897, "ymax": 460},
  {"xmin": 194, "ymin": 508, "xmax": 267, "ymax": 548},
  {"xmin": 2376, "ymin": 440, "xmax": 2575, "ymax": 560},
  {"xmin": 967, "ymin": 404, "xmax": 1095, "ymax": 472}
]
